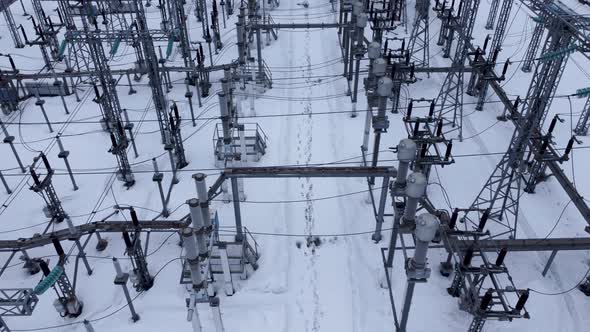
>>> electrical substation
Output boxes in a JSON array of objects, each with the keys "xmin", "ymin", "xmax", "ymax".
[{"xmin": 1, "ymin": 0, "xmax": 590, "ymax": 331}]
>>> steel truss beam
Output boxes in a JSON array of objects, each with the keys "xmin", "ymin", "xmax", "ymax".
[{"xmin": 574, "ymin": 96, "xmax": 590, "ymax": 135}]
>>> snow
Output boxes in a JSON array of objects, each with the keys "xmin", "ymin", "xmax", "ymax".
[{"xmin": 1, "ymin": 0, "xmax": 590, "ymax": 331}]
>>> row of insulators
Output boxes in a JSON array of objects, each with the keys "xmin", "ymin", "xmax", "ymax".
[
  {"xmin": 448, "ymin": 206, "xmax": 534, "ymax": 313},
  {"xmin": 434, "ymin": 0, "xmax": 462, "ymax": 16},
  {"xmin": 538, "ymin": 115, "xmax": 575, "ymax": 159},
  {"xmin": 195, "ymin": 43, "xmax": 206, "ymax": 65},
  {"xmin": 381, "ymin": 38, "xmax": 417, "ymax": 79},
  {"xmin": 448, "ymin": 208, "xmax": 490, "ymax": 232},
  {"xmin": 168, "ymin": 102, "xmax": 181, "ymax": 131},
  {"xmin": 405, "ymin": 100, "xmax": 453, "ymax": 161},
  {"xmin": 479, "ymin": 287, "xmax": 529, "ymax": 313},
  {"xmin": 471, "ymin": 36, "xmax": 511, "ymax": 78},
  {"xmin": 366, "ymin": 0, "xmax": 402, "ymax": 25}
]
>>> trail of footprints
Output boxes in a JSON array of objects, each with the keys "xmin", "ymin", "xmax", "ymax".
[{"xmin": 294, "ymin": 27, "xmax": 322, "ymax": 332}]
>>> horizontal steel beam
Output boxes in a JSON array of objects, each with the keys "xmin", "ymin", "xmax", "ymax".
[
  {"xmin": 0, "ymin": 63, "xmax": 237, "ymax": 80},
  {"xmin": 452, "ymin": 237, "xmax": 590, "ymax": 252},
  {"xmin": 223, "ymin": 166, "xmax": 397, "ymax": 178},
  {"xmin": 250, "ymin": 22, "xmax": 342, "ymax": 29},
  {"xmin": 0, "ymin": 220, "xmax": 189, "ymax": 251},
  {"xmin": 414, "ymin": 66, "xmax": 474, "ymax": 73}
]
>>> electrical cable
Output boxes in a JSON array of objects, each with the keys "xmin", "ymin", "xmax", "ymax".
[{"xmin": 528, "ymin": 266, "xmax": 590, "ymax": 296}]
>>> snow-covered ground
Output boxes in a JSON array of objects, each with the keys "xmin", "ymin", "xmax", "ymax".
[{"xmin": 1, "ymin": 0, "xmax": 590, "ymax": 331}]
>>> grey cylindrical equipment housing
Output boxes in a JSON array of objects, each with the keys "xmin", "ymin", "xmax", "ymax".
[
  {"xmin": 405, "ymin": 172, "xmax": 427, "ymax": 199},
  {"xmin": 352, "ymin": 1, "xmax": 363, "ymax": 15},
  {"xmin": 182, "ymin": 228, "xmax": 199, "ymax": 260},
  {"xmin": 194, "ymin": 173, "xmax": 208, "ymax": 201},
  {"xmin": 368, "ymin": 42, "xmax": 381, "ymax": 60},
  {"xmin": 402, "ymin": 172, "xmax": 427, "ymax": 224},
  {"xmin": 356, "ymin": 14, "xmax": 368, "ymax": 28},
  {"xmin": 415, "ymin": 213, "xmax": 439, "ymax": 243},
  {"xmin": 193, "ymin": 173, "xmax": 212, "ymax": 228},
  {"xmin": 221, "ymin": 78, "xmax": 229, "ymax": 95},
  {"xmin": 218, "ymin": 93, "xmax": 231, "ymax": 143},
  {"xmin": 182, "ymin": 228, "xmax": 204, "ymax": 287},
  {"xmin": 411, "ymin": 213, "xmax": 440, "ymax": 269},
  {"xmin": 218, "ymin": 93, "xmax": 229, "ymax": 117},
  {"xmin": 188, "ymin": 198, "xmax": 204, "ymax": 229},
  {"xmin": 377, "ymin": 77, "xmax": 393, "ymax": 97},
  {"xmin": 196, "ymin": 232, "xmax": 208, "ymax": 258},
  {"xmin": 112, "ymin": 257, "xmax": 123, "ymax": 277},
  {"xmin": 395, "ymin": 139, "xmax": 417, "ymax": 187},
  {"xmin": 373, "ymin": 58, "xmax": 387, "ymax": 77},
  {"xmin": 236, "ymin": 23, "xmax": 244, "ymax": 43}
]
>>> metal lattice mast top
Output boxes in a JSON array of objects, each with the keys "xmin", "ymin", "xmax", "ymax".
[
  {"xmin": 485, "ymin": 0, "xmax": 501, "ymax": 29},
  {"xmin": 59, "ymin": 0, "xmax": 92, "ymax": 81},
  {"xmin": 489, "ymin": 0, "xmax": 514, "ymax": 57},
  {"xmin": 1, "ymin": 2, "xmax": 24, "ymax": 49},
  {"xmin": 408, "ymin": 0, "xmax": 430, "ymax": 68},
  {"xmin": 531, "ymin": 30, "xmax": 575, "ymax": 127},
  {"xmin": 473, "ymin": 0, "xmax": 514, "ymax": 110},
  {"xmin": 521, "ymin": 16, "xmax": 546, "ymax": 72},
  {"xmin": 574, "ymin": 96, "xmax": 590, "ymax": 136},
  {"xmin": 469, "ymin": 18, "xmax": 575, "ymax": 237},
  {"xmin": 31, "ymin": 0, "xmax": 60, "ymax": 58},
  {"xmin": 57, "ymin": 0, "xmax": 75, "ymax": 28},
  {"xmin": 435, "ymin": 0, "xmax": 482, "ymax": 140}
]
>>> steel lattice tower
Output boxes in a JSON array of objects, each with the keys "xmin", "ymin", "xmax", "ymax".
[
  {"xmin": 133, "ymin": 0, "xmax": 188, "ymax": 168},
  {"xmin": 408, "ymin": 0, "xmax": 430, "ymax": 68},
  {"xmin": 435, "ymin": 0, "xmax": 482, "ymax": 140},
  {"xmin": 469, "ymin": 19, "xmax": 575, "ymax": 237},
  {"xmin": 172, "ymin": 0, "xmax": 198, "ymax": 83},
  {"xmin": 81, "ymin": 1, "xmax": 136, "ymax": 187}
]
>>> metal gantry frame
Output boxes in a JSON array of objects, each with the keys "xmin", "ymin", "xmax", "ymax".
[{"xmin": 1, "ymin": 1, "xmax": 590, "ymax": 331}]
